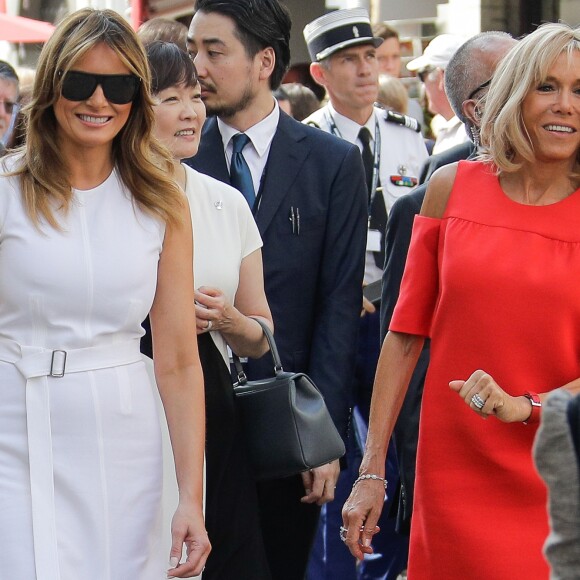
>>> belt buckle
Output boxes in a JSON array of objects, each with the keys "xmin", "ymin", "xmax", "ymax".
[{"xmin": 50, "ymin": 350, "xmax": 67, "ymax": 378}]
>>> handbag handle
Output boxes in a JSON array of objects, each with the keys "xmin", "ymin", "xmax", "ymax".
[{"xmin": 232, "ymin": 317, "xmax": 282, "ymax": 385}]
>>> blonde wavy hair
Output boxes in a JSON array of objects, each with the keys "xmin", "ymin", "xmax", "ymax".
[
  {"xmin": 10, "ymin": 8, "xmax": 184, "ymax": 229},
  {"xmin": 479, "ymin": 22, "xmax": 580, "ymax": 174}
]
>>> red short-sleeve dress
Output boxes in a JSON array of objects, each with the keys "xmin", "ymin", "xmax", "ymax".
[{"xmin": 390, "ymin": 160, "xmax": 580, "ymax": 579}]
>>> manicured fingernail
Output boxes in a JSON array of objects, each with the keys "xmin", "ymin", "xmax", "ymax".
[
  {"xmin": 168, "ymin": 556, "xmax": 179, "ymax": 568},
  {"xmin": 363, "ymin": 538, "xmax": 371, "ymax": 547}
]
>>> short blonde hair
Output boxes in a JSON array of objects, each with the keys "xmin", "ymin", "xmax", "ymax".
[
  {"xmin": 377, "ymin": 74, "xmax": 408, "ymax": 114},
  {"xmin": 479, "ymin": 22, "xmax": 580, "ymax": 173},
  {"xmin": 138, "ymin": 17, "xmax": 188, "ymax": 48},
  {"xmin": 11, "ymin": 8, "xmax": 183, "ymax": 229}
]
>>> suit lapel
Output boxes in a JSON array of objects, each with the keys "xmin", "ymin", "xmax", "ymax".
[
  {"xmin": 195, "ymin": 117, "xmax": 230, "ymax": 183},
  {"xmin": 255, "ymin": 113, "xmax": 311, "ymax": 236}
]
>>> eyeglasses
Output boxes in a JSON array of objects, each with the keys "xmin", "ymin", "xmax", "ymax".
[
  {"xmin": 417, "ymin": 67, "xmax": 435, "ymax": 83},
  {"xmin": 0, "ymin": 100, "xmax": 18, "ymax": 115},
  {"xmin": 59, "ymin": 71, "xmax": 141, "ymax": 105},
  {"xmin": 466, "ymin": 78, "xmax": 492, "ymax": 101}
]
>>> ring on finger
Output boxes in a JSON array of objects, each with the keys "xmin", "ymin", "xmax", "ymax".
[
  {"xmin": 206, "ymin": 320, "xmax": 213, "ymax": 331},
  {"xmin": 471, "ymin": 393, "xmax": 485, "ymax": 410},
  {"xmin": 340, "ymin": 525, "xmax": 368, "ymax": 542}
]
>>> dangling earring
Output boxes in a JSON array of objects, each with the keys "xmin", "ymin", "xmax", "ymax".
[{"xmin": 470, "ymin": 125, "xmax": 480, "ymax": 149}]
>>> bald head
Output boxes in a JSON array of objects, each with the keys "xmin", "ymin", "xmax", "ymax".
[{"xmin": 445, "ymin": 32, "xmax": 517, "ymax": 124}]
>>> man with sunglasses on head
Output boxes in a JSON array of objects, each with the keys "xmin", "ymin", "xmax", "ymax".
[
  {"xmin": 185, "ymin": 1, "xmax": 368, "ymax": 578},
  {"xmin": 407, "ymin": 34, "xmax": 468, "ymax": 156},
  {"xmin": 380, "ymin": 32, "xmax": 517, "ymax": 557},
  {"xmin": 0, "ymin": 61, "xmax": 19, "ymax": 150}
]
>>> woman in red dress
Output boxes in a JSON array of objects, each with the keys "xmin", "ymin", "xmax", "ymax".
[{"xmin": 342, "ymin": 22, "xmax": 580, "ymax": 579}]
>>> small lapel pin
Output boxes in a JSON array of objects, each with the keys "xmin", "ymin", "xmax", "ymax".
[{"xmin": 214, "ymin": 201, "xmax": 223, "ymax": 210}]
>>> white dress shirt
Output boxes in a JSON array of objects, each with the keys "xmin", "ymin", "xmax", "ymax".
[
  {"xmin": 217, "ymin": 99, "xmax": 280, "ymax": 198},
  {"xmin": 432, "ymin": 114, "xmax": 469, "ymax": 155}
]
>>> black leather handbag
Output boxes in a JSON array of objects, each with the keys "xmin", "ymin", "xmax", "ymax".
[{"xmin": 233, "ymin": 318, "xmax": 346, "ymax": 481}]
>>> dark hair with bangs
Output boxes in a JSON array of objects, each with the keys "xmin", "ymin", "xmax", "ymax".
[
  {"xmin": 194, "ymin": 0, "xmax": 291, "ymax": 89},
  {"xmin": 146, "ymin": 41, "xmax": 199, "ymax": 95}
]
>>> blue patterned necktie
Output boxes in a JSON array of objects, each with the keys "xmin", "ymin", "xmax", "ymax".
[{"xmin": 230, "ymin": 133, "xmax": 255, "ymax": 207}]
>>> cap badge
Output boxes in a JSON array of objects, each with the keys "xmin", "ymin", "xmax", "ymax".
[{"xmin": 353, "ymin": 26, "xmax": 360, "ymax": 38}]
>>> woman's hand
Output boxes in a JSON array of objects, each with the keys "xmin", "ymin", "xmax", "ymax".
[
  {"xmin": 449, "ymin": 370, "xmax": 533, "ymax": 423},
  {"xmin": 300, "ymin": 460, "xmax": 340, "ymax": 506},
  {"xmin": 341, "ymin": 477, "xmax": 384, "ymax": 561},
  {"xmin": 194, "ymin": 286, "xmax": 230, "ymax": 335},
  {"xmin": 194, "ymin": 277, "xmax": 272, "ymax": 358},
  {"xmin": 167, "ymin": 501, "xmax": 211, "ymax": 578}
]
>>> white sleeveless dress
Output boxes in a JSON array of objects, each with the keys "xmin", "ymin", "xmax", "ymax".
[{"xmin": 0, "ymin": 167, "xmax": 166, "ymax": 579}]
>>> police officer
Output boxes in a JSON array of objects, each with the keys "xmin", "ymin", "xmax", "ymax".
[
  {"xmin": 302, "ymin": 9, "xmax": 427, "ymax": 580},
  {"xmin": 303, "ymin": 9, "xmax": 427, "ymax": 288}
]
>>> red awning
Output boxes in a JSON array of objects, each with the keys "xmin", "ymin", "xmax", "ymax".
[{"xmin": 0, "ymin": 12, "xmax": 55, "ymax": 43}]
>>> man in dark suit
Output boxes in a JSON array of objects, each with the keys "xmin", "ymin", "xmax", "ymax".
[
  {"xmin": 186, "ymin": 1, "xmax": 368, "ymax": 578},
  {"xmin": 418, "ymin": 140, "xmax": 474, "ymax": 185},
  {"xmin": 380, "ymin": 31, "xmax": 517, "ymax": 536}
]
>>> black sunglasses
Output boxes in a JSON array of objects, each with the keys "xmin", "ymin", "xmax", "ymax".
[
  {"xmin": 467, "ymin": 79, "xmax": 492, "ymax": 101},
  {"xmin": 59, "ymin": 70, "xmax": 141, "ymax": 105},
  {"xmin": 417, "ymin": 67, "xmax": 435, "ymax": 83}
]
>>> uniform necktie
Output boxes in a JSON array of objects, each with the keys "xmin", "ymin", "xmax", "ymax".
[
  {"xmin": 358, "ymin": 127, "xmax": 374, "ymax": 198},
  {"xmin": 359, "ymin": 126, "xmax": 387, "ymax": 268},
  {"xmin": 230, "ymin": 133, "xmax": 255, "ymax": 207}
]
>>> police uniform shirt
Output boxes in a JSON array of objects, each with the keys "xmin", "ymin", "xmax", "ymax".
[{"xmin": 304, "ymin": 103, "xmax": 428, "ymax": 283}]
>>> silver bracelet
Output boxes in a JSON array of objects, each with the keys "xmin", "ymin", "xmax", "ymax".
[{"xmin": 352, "ymin": 473, "xmax": 387, "ymax": 489}]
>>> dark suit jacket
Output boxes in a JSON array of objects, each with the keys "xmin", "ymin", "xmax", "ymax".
[
  {"xmin": 568, "ymin": 394, "xmax": 580, "ymax": 466},
  {"xmin": 380, "ymin": 187, "xmax": 428, "ymax": 533},
  {"xmin": 380, "ymin": 144, "xmax": 476, "ymax": 532},
  {"xmin": 187, "ymin": 112, "xmax": 368, "ymax": 441},
  {"xmin": 419, "ymin": 141, "xmax": 475, "ymax": 185}
]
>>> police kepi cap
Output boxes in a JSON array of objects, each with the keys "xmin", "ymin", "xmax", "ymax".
[{"xmin": 304, "ymin": 8, "xmax": 383, "ymax": 62}]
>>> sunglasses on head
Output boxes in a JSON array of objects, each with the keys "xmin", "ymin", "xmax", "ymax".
[
  {"xmin": 59, "ymin": 70, "xmax": 141, "ymax": 105},
  {"xmin": 466, "ymin": 79, "xmax": 492, "ymax": 101}
]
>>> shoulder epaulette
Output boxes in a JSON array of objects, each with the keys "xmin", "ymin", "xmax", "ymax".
[{"xmin": 384, "ymin": 109, "xmax": 422, "ymax": 133}]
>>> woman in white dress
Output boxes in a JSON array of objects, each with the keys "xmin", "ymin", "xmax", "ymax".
[
  {"xmin": 143, "ymin": 41, "xmax": 273, "ymax": 579},
  {"xmin": 0, "ymin": 10, "xmax": 210, "ymax": 580}
]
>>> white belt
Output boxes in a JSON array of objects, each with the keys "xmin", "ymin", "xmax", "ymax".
[{"xmin": 0, "ymin": 338, "xmax": 143, "ymax": 580}]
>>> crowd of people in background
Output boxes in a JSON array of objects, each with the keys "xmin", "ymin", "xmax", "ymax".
[{"xmin": 0, "ymin": 1, "xmax": 579, "ymax": 580}]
